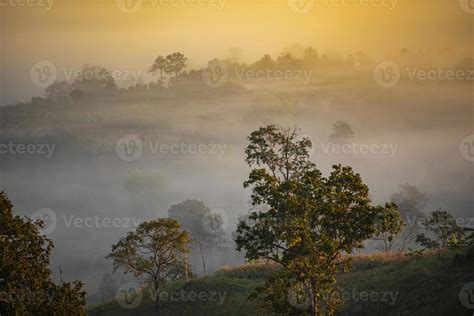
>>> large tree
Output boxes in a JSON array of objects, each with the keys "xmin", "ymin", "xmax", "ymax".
[
  {"xmin": 107, "ymin": 218, "xmax": 191, "ymax": 315},
  {"xmin": 235, "ymin": 125, "xmax": 395, "ymax": 315},
  {"xmin": 0, "ymin": 191, "xmax": 86, "ymax": 315}
]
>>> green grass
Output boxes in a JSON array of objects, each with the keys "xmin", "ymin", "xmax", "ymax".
[{"xmin": 88, "ymin": 248, "xmax": 474, "ymax": 315}]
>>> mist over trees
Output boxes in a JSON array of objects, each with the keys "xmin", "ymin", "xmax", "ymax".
[{"xmin": 168, "ymin": 200, "xmax": 225, "ymax": 275}]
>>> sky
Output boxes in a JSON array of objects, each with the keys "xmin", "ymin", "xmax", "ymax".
[{"xmin": 1, "ymin": 0, "xmax": 473, "ymax": 104}]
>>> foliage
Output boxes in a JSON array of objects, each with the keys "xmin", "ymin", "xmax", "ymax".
[
  {"xmin": 149, "ymin": 55, "xmax": 168, "ymax": 81},
  {"xmin": 372, "ymin": 203, "xmax": 403, "ymax": 252},
  {"xmin": 107, "ymin": 218, "xmax": 192, "ymax": 314},
  {"xmin": 0, "ymin": 191, "xmax": 86, "ymax": 315},
  {"xmin": 235, "ymin": 125, "xmax": 397, "ymax": 315},
  {"xmin": 405, "ymin": 247, "xmax": 426, "ymax": 257},
  {"xmin": 328, "ymin": 121, "xmax": 354, "ymax": 143},
  {"xmin": 165, "ymin": 52, "xmax": 187, "ymax": 77},
  {"xmin": 415, "ymin": 210, "xmax": 464, "ymax": 249}
]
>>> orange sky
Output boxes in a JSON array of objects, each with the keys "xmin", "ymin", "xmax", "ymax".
[{"xmin": 1, "ymin": 0, "xmax": 472, "ymax": 103}]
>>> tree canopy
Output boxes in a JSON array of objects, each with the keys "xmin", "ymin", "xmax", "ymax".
[
  {"xmin": 235, "ymin": 125, "xmax": 397, "ymax": 315},
  {"xmin": 0, "ymin": 191, "xmax": 86, "ymax": 315}
]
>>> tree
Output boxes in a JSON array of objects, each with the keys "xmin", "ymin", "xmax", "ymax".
[
  {"xmin": 328, "ymin": 121, "xmax": 354, "ymax": 143},
  {"xmin": 416, "ymin": 210, "xmax": 464, "ymax": 249},
  {"xmin": 372, "ymin": 203, "xmax": 403, "ymax": 252},
  {"xmin": 251, "ymin": 54, "xmax": 276, "ymax": 70},
  {"xmin": 235, "ymin": 125, "xmax": 394, "ymax": 315},
  {"xmin": 149, "ymin": 55, "xmax": 168, "ymax": 81},
  {"xmin": 390, "ymin": 183, "xmax": 427, "ymax": 252},
  {"xmin": 165, "ymin": 52, "xmax": 187, "ymax": 77},
  {"xmin": 75, "ymin": 64, "xmax": 116, "ymax": 90},
  {"xmin": 45, "ymin": 80, "xmax": 73, "ymax": 101},
  {"xmin": 107, "ymin": 218, "xmax": 191, "ymax": 315},
  {"xmin": 168, "ymin": 200, "xmax": 225, "ymax": 275},
  {"xmin": 0, "ymin": 191, "xmax": 86, "ymax": 315},
  {"xmin": 276, "ymin": 52, "xmax": 300, "ymax": 69}
]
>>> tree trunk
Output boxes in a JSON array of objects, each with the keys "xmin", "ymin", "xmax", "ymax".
[
  {"xmin": 185, "ymin": 253, "xmax": 189, "ymax": 281},
  {"xmin": 310, "ymin": 281, "xmax": 318, "ymax": 316},
  {"xmin": 198, "ymin": 240, "xmax": 207, "ymax": 275},
  {"xmin": 154, "ymin": 282, "xmax": 161, "ymax": 315}
]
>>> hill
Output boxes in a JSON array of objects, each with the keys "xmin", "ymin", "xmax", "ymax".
[{"xmin": 88, "ymin": 247, "xmax": 474, "ymax": 315}]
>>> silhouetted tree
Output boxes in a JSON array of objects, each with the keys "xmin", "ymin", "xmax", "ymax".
[
  {"xmin": 0, "ymin": 191, "xmax": 86, "ymax": 315},
  {"xmin": 149, "ymin": 55, "xmax": 168, "ymax": 81},
  {"xmin": 165, "ymin": 52, "xmax": 187, "ymax": 77}
]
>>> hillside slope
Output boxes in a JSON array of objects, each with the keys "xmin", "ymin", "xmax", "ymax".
[{"xmin": 88, "ymin": 248, "xmax": 474, "ymax": 315}]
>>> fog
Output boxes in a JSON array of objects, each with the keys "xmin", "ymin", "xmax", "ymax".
[{"xmin": 0, "ymin": 0, "xmax": 473, "ymax": 306}]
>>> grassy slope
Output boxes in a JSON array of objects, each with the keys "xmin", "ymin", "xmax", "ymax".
[{"xmin": 88, "ymin": 249, "xmax": 474, "ymax": 315}]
